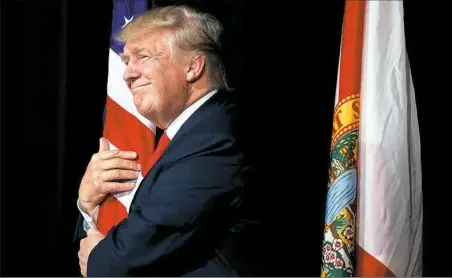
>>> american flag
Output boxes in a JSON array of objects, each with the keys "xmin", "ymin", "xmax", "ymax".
[{"xmin": 102, "ymin": 0, "xmax": 156, "ymax": 212}]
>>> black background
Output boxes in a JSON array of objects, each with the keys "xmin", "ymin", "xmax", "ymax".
[{"xmin": 1, "ymin": 0, "xmax": 451, "ymax": 276}]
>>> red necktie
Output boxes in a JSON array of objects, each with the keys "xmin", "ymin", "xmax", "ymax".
[{"xmin": 97, "ymin": 133, "xmax": 171, "ymax": 235}]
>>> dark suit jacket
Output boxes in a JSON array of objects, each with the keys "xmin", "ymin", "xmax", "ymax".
[{"xmin": 74, "ymin": 90, "xmax": 261, "ymax": 276}]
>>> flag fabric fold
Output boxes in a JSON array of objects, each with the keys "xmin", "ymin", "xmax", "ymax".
[
  {"xmin": 321, "ymin": 1, "xmax": 423, "ymax": 276},
  {"xmin": 96, "ymin": 0, "xmax": 155, "ymax": 233},
  {"xmin": 321, "ymin": 1, "xmax": 365, "ymax": 276}
]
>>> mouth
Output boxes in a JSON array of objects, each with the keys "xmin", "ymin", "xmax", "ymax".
[{"xmin": 131, "ymin": 84, "xmax": 149, "ymax": 93}]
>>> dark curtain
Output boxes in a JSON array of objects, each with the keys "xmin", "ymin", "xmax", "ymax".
[{"xmin": 1, "ymin": 0, "xmax": 450, "ymax": 276}]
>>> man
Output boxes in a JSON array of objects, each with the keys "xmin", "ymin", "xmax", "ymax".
[{"xmin": 74, "ymin": 5, "xmax": 258, "ymax": 277}]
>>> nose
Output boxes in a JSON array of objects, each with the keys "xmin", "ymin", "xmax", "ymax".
[{"xmin": 123, "ymin": 63, "xmax": 140, "ymax": 84}]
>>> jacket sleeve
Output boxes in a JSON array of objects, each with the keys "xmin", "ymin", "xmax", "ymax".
[
  {"xmin": 86, "ymin": 135, "xmax": 243, "ymax": 276},
  {"xmin": 73, "ymin": 213, "xmax": 87, "ymax": 242}
]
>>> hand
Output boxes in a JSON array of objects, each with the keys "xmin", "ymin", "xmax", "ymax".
[
  {"xmin": 79, "ymin": 227, "xmax": 105, "ymax": 277},
  {"xmin": 79, "ymin": 137, "xmax": 141, "ymax": 214}
]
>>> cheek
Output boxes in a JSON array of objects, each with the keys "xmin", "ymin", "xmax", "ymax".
[
  {"xmin": 143, "ymin": 67, "xmax": 164, "ymax": 90},
  {"xmin": 143, "ymin": 67, "xmax": 152, "ymax": 77},
  {"xmin": 142, "ymin": 64, "xmax": 163, "ymax": 82},
  {"xmin": 143, "ymin": 63, "xmax": 176, "ymax": 87}
]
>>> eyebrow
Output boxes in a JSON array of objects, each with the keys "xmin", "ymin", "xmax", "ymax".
[
  {"xmin": 119, "ymin": 53, "xmax": 128, "ymax": 63},
  {"xmin": 120, "ymin": 47, "xmax": 149, "ymax": 62}
]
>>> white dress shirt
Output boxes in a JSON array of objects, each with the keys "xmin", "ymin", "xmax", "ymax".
[{"xmin": 77, "ymin": 90, "xmax": 218, "ymax": 231}]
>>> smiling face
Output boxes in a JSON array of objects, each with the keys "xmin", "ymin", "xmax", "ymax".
[{"xmin": 121, "ymin": 29, "xmax": 190, "ymax": 129}]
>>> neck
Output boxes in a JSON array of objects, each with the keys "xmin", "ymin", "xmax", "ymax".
[
  {"xmin": 184, "ymin": 88, "xmax": 212, "ymax": 111},
  {"xmin": 184, "ymin": 77, "xmax": 213, "ymax": 110},
  {"xmin": 158, "ymin": 82, "xmax": 213, "ymax": 130}
]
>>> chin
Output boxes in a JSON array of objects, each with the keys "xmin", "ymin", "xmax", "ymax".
[
  {"xmin": 136, "ymin": 105, "xmax": 148, "ymax": 117},
  {"xmin": 132, "ymin": 96, "xmax": 145, "ymax": 112},
  {"xmin": 134, "ymin": 103, "xmax": 152, "ymax": 119},
  {"xmin": 134, "ymin": 96, "xmax": 157, "ymax": 118}
]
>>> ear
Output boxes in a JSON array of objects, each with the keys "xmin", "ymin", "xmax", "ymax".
[{"xmin": 186, "ymin": 54, "xmax": 205, "ymax": 82}]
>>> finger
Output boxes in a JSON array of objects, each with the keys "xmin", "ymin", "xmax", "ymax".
[
  {"xmin": 99, "ymin": 137, "xmax": 110, "ymax": 153},
  {"xmin": 99, "ymin": 181, "xmax": 136, "ymax": 194},
  {"xmin": 79, "ymin": 254, "xmax": 87, "ymax": 265},
  {"xmin": 79, "ymin": 248, "xmax": 88, "ymax": 277},
  {"xmin": 96, "ymin": 149, "xmax": 137, "ymax": 161},
  {"xmin": 100, "ymin": 169, "xmax": 140, "ymax": 184},
  {"xmin": 98, "ymin": 157, "xmax": 142, "ymax": 171},
  {"xmin": 80, "ymin": 262, "xmax": 87, "ymax": 277}
]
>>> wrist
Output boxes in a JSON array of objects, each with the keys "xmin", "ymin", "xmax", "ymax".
[{"xmin": 79, "ymin": 199, "xmax": 96, "ymax": 215}]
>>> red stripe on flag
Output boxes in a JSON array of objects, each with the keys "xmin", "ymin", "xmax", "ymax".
[
  {"xmin": 356, "ymin": 245, "xmax": 396, "ymax": 276},
  {"xmin": 338, "ymin": 0, "xmax": 366, "ymax": 99},
  {"xmin": 97, "ymin": 196, "xmax": 128, "ymax": 235},
  {"xmin": 103, "ymin": 95, "xmax": 156, "ymax": 174}
]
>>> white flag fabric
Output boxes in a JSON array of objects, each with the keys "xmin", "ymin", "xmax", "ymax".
[{"xmin": 356, "ymin": 1, "xmax": 423, "ymax": 276}]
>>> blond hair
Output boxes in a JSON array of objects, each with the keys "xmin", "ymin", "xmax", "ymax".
[{"xmin": 116, "ymin": 5, "xmax": 230, "ymax": 91}]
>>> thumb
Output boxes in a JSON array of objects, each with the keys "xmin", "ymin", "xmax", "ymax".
[{"xmin": 99, "ymin": 137, "xmax": 110, "ymax": 153}]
